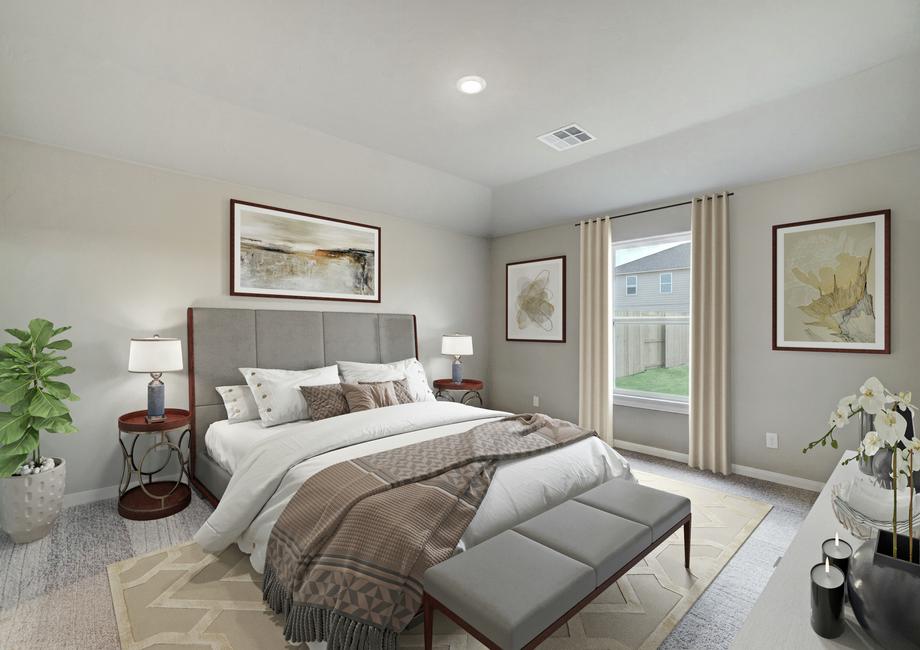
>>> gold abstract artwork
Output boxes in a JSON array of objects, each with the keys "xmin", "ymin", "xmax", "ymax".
[
  {"xmin": 780, "ymin": 219, "xmax": 880, "ymax": 345},
  {"xmin": 506, "ymin": 256, "xmax": 565, "ymax": 341},
  {"xmin": 233, "ymin": 201, "xmax": 380, "ymax": 301},
  {"xmin": 516, "ymin": 269, "xmax": 556, "ymax": 331}
]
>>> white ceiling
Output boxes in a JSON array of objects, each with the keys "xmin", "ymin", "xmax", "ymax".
[
  {"xmin": 1, "ymin": 1, "xmax": 919, "ymax": 236},
  {"xmin": 493, "ymin": 51, "xmax": 920, "ymax": 234}
]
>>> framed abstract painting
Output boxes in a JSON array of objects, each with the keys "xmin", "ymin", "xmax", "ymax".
[
  {"xmin": 231, "ymin": 200, "xmax": 380, "ymax": 302},
  {"xmin": 506, "ymin": 256, "xmax": 566, "ymax": 342},
  {"xmin": 773, "ymin": 210, "xmax": 889, "ymax": 353}
]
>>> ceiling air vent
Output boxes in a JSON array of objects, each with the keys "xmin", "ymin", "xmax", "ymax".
[{"xmin": 537, "ymin": 124, "xmax": 595, "ymax": 151}]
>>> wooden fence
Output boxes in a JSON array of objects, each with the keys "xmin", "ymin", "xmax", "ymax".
[{"xmin": 614, "ymin": 318, "xmax": 688, "ymax": 378}]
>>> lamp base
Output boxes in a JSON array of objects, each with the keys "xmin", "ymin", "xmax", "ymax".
[
  {"xmin": 147, "ymin": 376, "xmax": 165, "ymax": 421},
  {"xmin": 451, "ymin": 358, "xmax": 463, "ymax": 384}
]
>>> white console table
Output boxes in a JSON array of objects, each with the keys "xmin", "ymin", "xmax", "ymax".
[{"xmin": 732, "ymin": 453, "xmax": 882, "ymax": 649}]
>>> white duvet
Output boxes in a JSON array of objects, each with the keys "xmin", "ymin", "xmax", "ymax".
[{"xmin": 194, "ymin": 401, "xmax": 633, "ymax": 573}]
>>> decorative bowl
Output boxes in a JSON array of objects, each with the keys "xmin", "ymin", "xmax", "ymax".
[{"xmin": 831, "ymin": 478, "xmax": 920, "ymax": 540}]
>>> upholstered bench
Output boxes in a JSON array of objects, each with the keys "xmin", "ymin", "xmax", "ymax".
[{"xmin": 421, "ymin": 480, "xmax": 691, "ymax": 650}]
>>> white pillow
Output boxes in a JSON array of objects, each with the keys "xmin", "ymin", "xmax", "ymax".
[
  {"xmin": 215, "ymin": 385, "xmax": 260, "ymax": 424},
  {"xmin": 239, "ymin": 365, "xmax": 340, "ymax": 427},
  {"xmin": 337, "ymin": 358, "xmax": 436, "ymax": 403}
]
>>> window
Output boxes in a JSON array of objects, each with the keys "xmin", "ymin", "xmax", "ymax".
[
  {"xmin": 625, "ymin": 275, "xmax": 638, "ymax": 296},
  {"xmin": 659, "ymin": 272, "xmax": 672, "ymax": 294},
  {"xmin": 612, "ymin": 233, "xmax": 691, "ymax": 413}
]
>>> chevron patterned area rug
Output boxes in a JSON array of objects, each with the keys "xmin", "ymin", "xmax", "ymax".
[{"xmin": 107, "ymin": 471, "xmax": 770, "ymax": 650}]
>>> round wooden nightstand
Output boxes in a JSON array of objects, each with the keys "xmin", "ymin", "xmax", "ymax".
[
  {"xmin": 433, "ymin": 379, "xmax": 484, "ymax": 407},
  {"xmin": 117, "ymin": 408, "xmax": 191, "ymax": 520}
]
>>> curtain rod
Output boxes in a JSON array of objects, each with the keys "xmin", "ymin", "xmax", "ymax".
[{"xmin": 574, "ymin": 192, "xmax": 733, "ymax": 227}]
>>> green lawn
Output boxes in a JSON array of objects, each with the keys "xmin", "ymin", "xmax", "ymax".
[{"xmin": 616, "ymin": 364, "xmax": 689, "ymax": 396}]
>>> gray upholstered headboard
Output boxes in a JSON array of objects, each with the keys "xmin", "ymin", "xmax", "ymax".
[{"xmin": 186, "ymin": 307, "xmax": 418, "ymax": 503}]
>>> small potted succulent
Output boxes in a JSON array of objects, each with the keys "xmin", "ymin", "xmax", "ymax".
[{"xmin": 0, "ymin": 319, "xmax": 78, "ymax": 543}]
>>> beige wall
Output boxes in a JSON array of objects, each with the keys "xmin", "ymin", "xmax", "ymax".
[
  {"xmin": 490, "ymin": 149, "xmax": 920, "ymax": 484},
  {"xmin": 731, "ymin": 150, "xmax": 920, "ymax": 483},
  {"xmin": 0, "ymin": 136, "xmax": 491, "ymax": 497},
  {"xmin": 488, "ymin": 205, "xmax": 689, "ymax": 430},
  {"xmin": 5, "ymin": 134, "xmax": 918, "ymax": 496},
  {"xmin": 489, "ymin": 224, "xmax": 581, "ymax": 423}
]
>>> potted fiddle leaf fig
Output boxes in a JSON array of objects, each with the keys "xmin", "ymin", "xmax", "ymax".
[{"xmin": 0, "ymin": 319, "xmax": 78, "ymax": 543}]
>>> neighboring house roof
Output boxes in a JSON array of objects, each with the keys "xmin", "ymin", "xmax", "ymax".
[{"xmin": 615, "ymin": 242, "xmax": 690, "ymax": 274}]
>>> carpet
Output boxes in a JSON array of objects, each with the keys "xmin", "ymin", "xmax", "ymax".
[{"xmin": 107, "ymin": 471, "xmax": 771, "ymax": 649}]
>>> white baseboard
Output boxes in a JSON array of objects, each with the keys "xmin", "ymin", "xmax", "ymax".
[
  {"xmin": 612, "ymin": 438, "xmax": 824, "ymax": 493},
  {"xmin": 731, "ymin": 463, "xmax": 824, "ymax": 493},
  {"xmin": 613, "ymin": 439, "xmax": 689, "ymax": 464},
  {"xmin": 63, "ymin": 484, "xmax": 118, "ymax": 507}
]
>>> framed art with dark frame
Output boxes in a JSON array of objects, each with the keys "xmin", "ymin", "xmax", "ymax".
[
  {"xmin": 506, "ymin": 255, "xmax": 566, "ymax": 343},
  {"xmin": 772, "ymin": 209, "xmax": 890, "ymax": 354},
  {"xmin": 230, "ymin": 199, "xmax": 381, "ymax": 303}
]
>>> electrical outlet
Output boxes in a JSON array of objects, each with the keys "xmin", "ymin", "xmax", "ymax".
[
  {"xmin": 765, "ymin": 432, "xmax": 779, "ymax": 449},
  {"xmin": 532, "ymin": 395, "xmax": 540, "ymax": 408}
]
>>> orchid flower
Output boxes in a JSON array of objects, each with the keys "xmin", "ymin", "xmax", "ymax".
[
  {"xmin": 829, "ymin": 407, "xmax": 850, "ymax": 429},
  {"xmin": 875, "ymin": 408, "xmax": 907, "ymax": 447},
  {"xmin": 837, "ymin": 394, "xmax": 859, "ymax": 414},
  {"xmin": 860, "ymin": 431, "xmax": 882, "ymax": 457},
  {"xmin": 899, "ymin": 438, "xmax": 920, "ymax": 471},
  {"xmin": 893, "ymin": 391, "xmax": 913, "ymax": 412},
  {"xmin": 858, "ymin": 377, "xmax": 888, "ymax": 415}
]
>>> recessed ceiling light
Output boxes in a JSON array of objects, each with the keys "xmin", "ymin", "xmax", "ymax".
[{"xmin": 456, "ymin": 75, "xmax": 487, "ymax": 94}]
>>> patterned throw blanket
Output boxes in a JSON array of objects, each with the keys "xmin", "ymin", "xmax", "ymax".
[{"xmin": 263, "ymin": 413, "xmax": 596, "ymax": 649}]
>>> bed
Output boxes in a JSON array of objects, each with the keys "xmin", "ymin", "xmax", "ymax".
[
  {"xmin": 187, "ymin": 307, "xmax": 424, "ymax": 504},
  {"xmin": 187, "ymin": 307, "xmax": 633, "ymax": 575}
]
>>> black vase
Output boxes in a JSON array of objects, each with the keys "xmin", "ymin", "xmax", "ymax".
[
  {"xmin": 902, "ymin": 405, "xmax": 917, "ymax": 441},
  {"xmin": 847, "ymin": 531, "xmax": 920, "ymax": 650}
]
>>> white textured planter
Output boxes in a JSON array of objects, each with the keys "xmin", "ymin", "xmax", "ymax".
[{"xmin": 0, "ymin": 458, "xmax": 66, "ymax": 543}]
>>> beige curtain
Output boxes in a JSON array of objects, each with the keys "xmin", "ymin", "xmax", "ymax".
[
  {"xmin": 689, "ymin": 194, "xmax": 730, "ymax": 474},
  {"xmin": 578, "ymin": 218, "xmax": 613, "ymax": 443}
]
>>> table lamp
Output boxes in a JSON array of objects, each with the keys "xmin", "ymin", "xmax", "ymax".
[
  {"xmin": 128, "ymin": 336, "xmax": 183, "ymax": 422},
  {"xmin": 441, "ymin": 334, "xmax": 473, "ymax": 384}
]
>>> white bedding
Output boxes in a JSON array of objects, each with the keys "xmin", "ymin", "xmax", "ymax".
[
  {"xmin": 205, "ymin": 418, "xmax": 304, "ymax": 474},
  {"xmin": 194, "ymin": 402, "xmax": 633, "ymax": 573}
]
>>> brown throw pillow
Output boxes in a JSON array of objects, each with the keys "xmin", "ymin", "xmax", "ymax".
[
  {"xmin": 359, "ymin": 377, "xmax": 414, "ymax": 405},
  {"xmin": 341, "ymin": 382, "xmax": 400, "ymax": 413},
  {"xmin": 299, "ymin": 383, "xmax": 349, "ymax": 421}
]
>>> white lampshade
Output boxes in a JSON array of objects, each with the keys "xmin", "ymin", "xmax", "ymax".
[
  {"xmin": 128, "ymin": 337, "xmax": 184, "ymax": 373},
  {"xmin": 441, "ymin": 334, "xmax": 473, "ymax": 356}
]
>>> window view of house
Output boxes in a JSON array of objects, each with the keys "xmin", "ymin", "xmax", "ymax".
[
  {"xmin": 659, "ymin": 272, "xmax": 672, "ymax": 294},
  {"xmin": 612, "ymin": 236, "xmax": 690, "ymax": 400},
  {"xmin": 626, "ymin": 275, "xmax": 638, "ymax": 295}
]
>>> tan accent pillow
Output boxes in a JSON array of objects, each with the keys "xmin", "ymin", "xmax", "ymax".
[
  {"xmin": 341, "ymin": 382, "xmax": 400, "ymax": 413},
  {"xmin": 299, "ymin": 384, "xmax": 349, "ymax": 421},
  {"xmin": 359, "ymin": 378, "xmax": 414, "ymax": 405}
]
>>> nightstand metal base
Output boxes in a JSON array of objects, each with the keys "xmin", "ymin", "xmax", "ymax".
[
  {"xmin": 434, "ymin": 389, "xmax": 484, "ymax": 407},
  {"xmin": 118, "ymin": 482, "xmax": 191, "ymax": 520},
  {"xmin": 118, "ymin": 409, "xmax": 192, "ymax": 521}
]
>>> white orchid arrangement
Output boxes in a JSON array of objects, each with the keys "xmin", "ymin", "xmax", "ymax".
[{"xmin": 803, "ymin": 376, "xmax": 917, "ymax": 562}]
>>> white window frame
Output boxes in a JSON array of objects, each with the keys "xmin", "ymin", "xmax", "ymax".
[
  {"xmin": 611, "ymin": 231, "xmax": 691, "ymax": 414},
  {"xmin": 659, "ymin": 272, "xmax": 672, "ymax": 294},
  {"xmin": 625, "ymin": 275, "xmax": 638, "ymax": 296}
]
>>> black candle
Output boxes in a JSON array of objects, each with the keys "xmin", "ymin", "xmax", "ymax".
[
  {"xmin": 810, "ymin": 558, "xmax": 845, "ymax": 639},
  {"xmin": 822, "ymin": 533, "xmax": 853, "ymax": 576}
]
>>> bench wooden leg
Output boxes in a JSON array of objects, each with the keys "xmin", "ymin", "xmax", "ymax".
[
  {"xmin": 684, "ymin": 515, "xmax": 692, "ymax": 569},
  {"xmin": 423, "ymin": 593, "xmax": 433, "ymax": 650}
]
